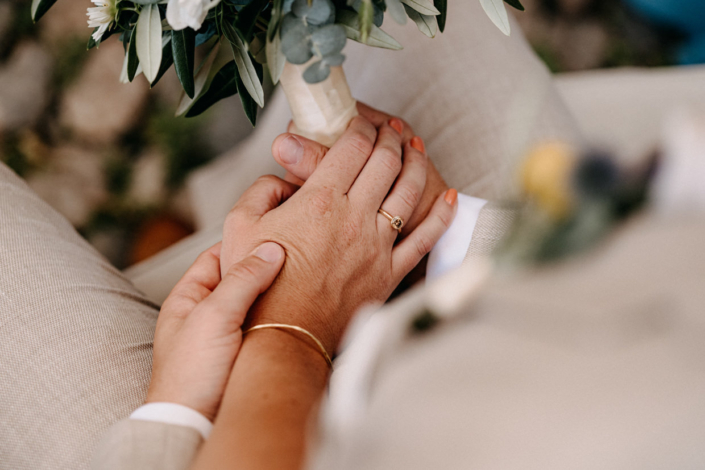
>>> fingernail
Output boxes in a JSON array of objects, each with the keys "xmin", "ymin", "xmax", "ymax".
[
  {"xmin": 444, "ymin": 188, "xmax": 458, "ymax": 206},
  {"xmin": 411, "ymin": 136, "xmax": 425, "ymax": 153},
  {"xmin": 279, "ymin": 136, "xmax": 304, "ymax": 165},
  {"xmin": 389, "ymin": 118, "xmax": 404, "ymax": 134},
  {"xmin": 253, "ymin": 242, "xmax": 284, "ymax": 263}
]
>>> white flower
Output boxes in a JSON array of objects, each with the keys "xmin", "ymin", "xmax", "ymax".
[
  {"xmin": 87, "ymin": 0, "xmax": 119, "ymax": 42},
  {"xmin": 167, "ymin": 0, "xmax": 221, "ymax": 31}
]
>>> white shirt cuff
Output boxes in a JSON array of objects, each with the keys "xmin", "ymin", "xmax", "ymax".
[
  {"xmin": 426, "ymin": 193, "xmax": 488, "ymax": 280},
  {"xmin": 130, "ymin": 402, "xmax": 213, "ymax": 440}
]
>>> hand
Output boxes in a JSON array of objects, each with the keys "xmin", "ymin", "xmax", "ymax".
[
  {"xmin": 221, "ymin": 116, "xmax": 458, "ymax": 353},
  {"xmin": 272, "ymin": 102, "xmax": 450, "ymax": 239},
  {"xmin": 146, "ymin": 241, "xmax": 285, "ymax": 421}
]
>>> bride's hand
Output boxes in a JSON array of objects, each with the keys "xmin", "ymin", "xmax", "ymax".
[
  {"xmin": 221, "ymin": 116, "xmax": 457, "ymax": 352},
  {"xmin": 272, "ymin": 102, "xmax": 450, "ymax": 239},
  {"xmin": 145, "ymin": 241, "xmax": 284, "ymax": 420}
]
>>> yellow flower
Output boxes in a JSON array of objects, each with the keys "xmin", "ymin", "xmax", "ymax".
[{"xmin": 520, "ymin": 142, "xmax": 577, "ymax": 219}]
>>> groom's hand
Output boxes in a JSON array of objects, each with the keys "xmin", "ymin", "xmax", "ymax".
[{"xmin": 272, "ymin": 102, "xmax": 449, "ymax": 238}]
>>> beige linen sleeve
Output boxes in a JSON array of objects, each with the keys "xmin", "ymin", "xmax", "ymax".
[
  {"xmin": 91, "ymin": 420, "xmax": 203, "ymax": 470},
  {"xmin": 463, "ymin": 201, "xmax": 519, "ymax": 263}
]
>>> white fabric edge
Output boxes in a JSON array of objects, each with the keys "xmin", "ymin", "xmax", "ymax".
[
  {"xmin": 130, "ymin": 402, "xmax": 213, "ymax": 440},
  {"xmin": 426, "ymin": 193, "xmax": 488, "ymax": 281}
]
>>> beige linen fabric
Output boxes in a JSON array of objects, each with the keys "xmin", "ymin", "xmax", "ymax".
[
  {"xmin": 92, "ymin": 420, "xmax": 203, "ymax": 470},
  {"xmin": 463, "ymin": 201, "xmax": 518, "ymax": 263},
  {"xmin": 0, "ymin": 163, "xmax": 159, "ymax": 470},
  {"xmin": 309, "ymin": 213, "xmax": 705, "ymax": 470}
]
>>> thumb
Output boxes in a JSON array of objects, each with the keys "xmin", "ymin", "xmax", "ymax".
[
  {"xmin": 200, "ymin": 242, "xmax": 285, "ymax": 325},
  {"xmin": 272, "ymin": 133, "xmax": 328, "ymax": 183}
]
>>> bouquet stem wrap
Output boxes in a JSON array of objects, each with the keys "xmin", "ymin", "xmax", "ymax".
[{"xmin": 279, "ymin": 62, "xmax": 358, "ymax": 147}]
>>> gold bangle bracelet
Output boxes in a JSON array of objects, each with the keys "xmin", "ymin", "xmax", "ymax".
[{"xmin": 244, "ymin": 323, "xmax": 333, "ymax": 368}]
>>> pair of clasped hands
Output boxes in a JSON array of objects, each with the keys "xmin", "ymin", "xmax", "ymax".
[{"xmin": 146, "ymin": 103, "xmax": 457, "ymax": 421}]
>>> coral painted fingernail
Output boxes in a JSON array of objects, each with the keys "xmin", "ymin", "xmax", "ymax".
[
  {"xmin": 389, "ymin": 118, "xmax": 404, "ymax": 134},
  {"xmin": 411, "ymin": 136, "xmax": 425, "ymax": 153},
  {"xmin": 279, "ymin": 135, "xmax": 303, "ymax": 165},
  {"xmin": 254, "ymin": 242, "xmax": 284, "ymax": 263},
  {"xmin": 444, "ymin": 188, "xmax": 458, "ymax": 206}
]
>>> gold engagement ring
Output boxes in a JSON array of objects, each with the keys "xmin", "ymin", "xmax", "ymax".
[{"xmin": 378, "ymin": 208, "xmax": 404, "ymax": 233}]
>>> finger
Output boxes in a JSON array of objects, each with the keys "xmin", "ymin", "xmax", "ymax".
[
  {"xmin": 272, "ymin": 133, "xmax": 328, "ymax": 183},
  {"xmin": 229, "ymin": 175, "xmax": 299, "ymax": 220},
  {"xmin": 284, "ymin": 171, "xmax": 305, "ymax": 186},
  {"xmin": 348, "ymin": 121, "xmax": 403, "ymax": 208},
  {"xmin": 376, "ymin": 140, "xmax": 428, "ymax": 238},
  {"xmin": 391, "ymin": 189, "xmax": 458, "ymax": 280},
  {"xmin": 307, "ymin": 116, "xmax": 377, "ymax": 193},
  {"xmin": 357, "ymin": 102, "xmax": 415, "ymax": 144},
  {"xmin": 198, "ymin": 242, "xmax": 285, "ymax": 326},
  {"xmin": 162, "ymin": 243, "xmax": 223, "ymax": 316}
]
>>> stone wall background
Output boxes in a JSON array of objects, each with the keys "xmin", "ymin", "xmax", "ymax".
[{"xmin": 0, "ymin": 0, "xmax": 678, "ymax": 269}]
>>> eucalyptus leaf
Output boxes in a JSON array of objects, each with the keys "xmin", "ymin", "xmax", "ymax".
[
  {"xmin": 403, "ymin": 4, "xmax": 437, "ymax": 37},
  {"xmin": 31, "ymin": 0, "xmax": 58, "ymax": 22},
  {"xmin": 303, "ymin": 60, "xmax": 330, "ymax": 83},
  {"xmin": 336, "ymin": 10, "xmax": 402, "ymax": 50},
  {"xmin": 172, "ymin": 29, "xmax": 196, "ymax": 98},
  {"xmin": 280, "ymin": 14, "xmax": 313, "ymax": 64},
  {"xmin": 322, "ymin": 52, "xmax": 345, "ymax": 66},
  {"xmin": 136, "ymin": 4, "xmax": 163, "ymax": 83},
  {"xmin": 353, "ymin": 0, "xmax": 383, "ymax": 27},
  {"xmin": 310, "ymin": 24, "xmax": 346, "ymax": 56},
  {"xmin": 291, "ymin": 0, "xmax": 335, "ymax": 26},
  {"xmin": 266, "ymin": 24, "xmax": 286, "ymax": 84},
  {"xmin": 186, "ymin": 61, "xmax": 240, "ymax": 118},
  {"xmin": 504, "ymin": 0, "xmax": 525, "ymax": 11},
  {"xmin": 434, "ymin": 0, "xmax": 447, "ymax": 32},
  {"xmin": 237, "ymin": 61, "xmax": 262, "ymax": 126},
  {"xmin": 385, "ymin": 0, "xmax": 407, "ymax": 25},
  {"xmin": 479, "ymin": 0, "xmax": 510, "ymax": 35},
  {"xmin": 400, "ymin": 0, "xmax": 439, "ymax": 16},
  {"xmin": 127, "ymin": 28, "xmax": 139, "ymax": 82},
  {"xmin": 235, "ymin": 0, "xmax": 270, "ymax": 43},
  {"xmin": 223, "ymin": 22, "xmax": 265, "ymax": 108}
]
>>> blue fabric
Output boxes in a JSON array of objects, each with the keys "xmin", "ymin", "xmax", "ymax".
[{"xmin": 623, "ymin": 0, "xmax": 705, "ymax": 64}]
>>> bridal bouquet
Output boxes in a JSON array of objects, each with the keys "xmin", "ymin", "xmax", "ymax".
[{"xmin": 31, "ymin": 0, "xmax": 524, "ymax": 133}]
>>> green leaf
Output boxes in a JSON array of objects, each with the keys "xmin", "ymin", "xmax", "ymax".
[
  {"xmin": 336, "ymin": 10, "xmax": 402, "ymax": 50},
  {"xmin": 31, "ymin": 0, "xmax": 58, "ymax": 22},
  {"xmin": 434, "ymin": 0, "xmax": 447, "ymax": 32},
  {"xmin": 400, "ymin": 0, "xmax": 439, "ymax": 16},
  {"xmin": 235, "ymin": 0, "xmax": 270, "ymax": 43},
  {"xmin": 186, "ymin": 61, "xmax": 240, "ymax": 118},
  {"xmin": 223, "ymin": 21, "xmax": 265, "ymax": 108},
  {"xmin": 404, "ymin": 4, "xmax": 437, "ymax": 37},
  {"xmin": 127, "ymin": 28, "xmax": 140, "ymax": 82},
  {"xmin": 176, "ymin": 41, "xmax": 222, "ymax": 116},
  {"xmin": 479, "ymin": 0, "xmax": 510, "ymax": 35},
  {"xmin": 266, "ymin": 30, "xmax": 286, "ymax": 84},
  {"xmin": 268, "ymin": 0, "xmax": 284, "ymax": 41},
  {"xmin": 503, "ymin": 0, "xmax": 525, "ymax": 11},
  {"xmin": 358, "ymin": 0, "xmax": 374, "ymax": 43},
  {"xmin": 385, "ymin": 0, "xmax": 407, "ymax": 25},
  {"xmin": 136, "ymin": 4, "xmax": 163, "ymax": 83},
  {"xmin": 172, "ymin": 29, "xmax": 196, "ymax": 98},
  {"xmin": 152, "ymin": 34, "xmax": 175, "ymax": 87},
  {"xmin": 237, "ymin": 61, "xmax": 263, "ymax": 126}
]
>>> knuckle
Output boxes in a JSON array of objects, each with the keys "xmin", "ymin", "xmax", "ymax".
[
  {"xmin": 309, "ymin": 187, "xmax": 336, "ymax": 215},
  {"xmin": 225, "ymin": 261, "xmax": 260, "ymax": 284},
  {"xmin": 395, "ymin": 183, "xmax": 421, "ymax": 212},
  {"xmin": 414, "ymin": 235, "xmax": 434, "ymax": 258},
  {"xmin": 256, "ymin": 174, "xmax": 280, "ymax": 186},
  {"xmin": 347, "ymin": 131, "xmax": 375, "ymax": 156},
  {"xmin": 377, "ymin": 147, "xmax": 402, "ymax": 173}
]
